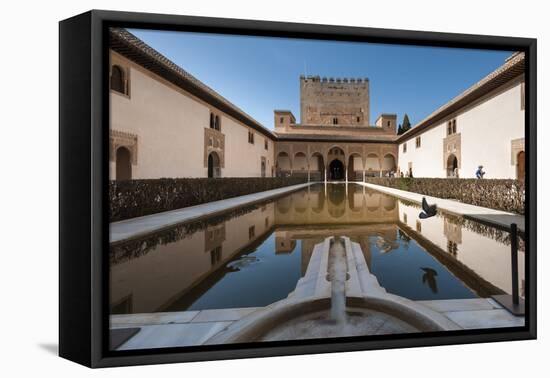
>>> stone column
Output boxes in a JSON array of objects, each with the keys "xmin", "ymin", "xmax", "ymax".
[{"xmin": 363, "ymin": 170, "xmax": 366, "ymax": 182}]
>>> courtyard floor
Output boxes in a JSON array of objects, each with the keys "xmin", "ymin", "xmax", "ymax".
[
  {"xmin": 110, "ymin": 182, "xmax": 312, "ymax": 244},
  {"xmin": 359, "ymin": 182, "xmax": 525, "ymax": 233}
]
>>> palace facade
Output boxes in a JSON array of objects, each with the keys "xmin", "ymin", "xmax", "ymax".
[{"xmin": 109, "ymin": 28, "xmax": 525, "ymax": 181}]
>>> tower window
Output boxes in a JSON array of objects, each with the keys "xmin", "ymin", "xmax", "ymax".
[
  {"xmin": 333, "ymin": 117, "xmax": 338, "ymax": 125},
  {"xmin": 416, "ymin": 136, "xmax": 421, "ymax": 148},
  {"xmin": 248, "ymin": 131, "xmax": 255, "ymax": 144},
  {"xmin": 280, "ymin": 117, "xmax": 284, "ymax": 124},
  {"xmin": 403, "ymin": 143, "xmax": 407, "ymax": 153}
]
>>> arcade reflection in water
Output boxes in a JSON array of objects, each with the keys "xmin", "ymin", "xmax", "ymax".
[{"xmin": 110, "ymin": 184, "xmax": 524, "ymax": 315}]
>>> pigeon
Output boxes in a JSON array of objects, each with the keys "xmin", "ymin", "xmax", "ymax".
[
  {"xmin": 419, "ymin": 197, "xmax": 437, "ymax": 219},
  {"xmin": 421, "ymin": 267, "xmax": 439, "ymax": 293}
]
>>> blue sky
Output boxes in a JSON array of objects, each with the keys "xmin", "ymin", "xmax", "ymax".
[{"xmin": 130, "ymin": 29, "xmax": 512, "ymax": 130}]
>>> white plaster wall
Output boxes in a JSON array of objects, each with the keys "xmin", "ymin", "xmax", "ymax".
[
  {"xmin": 110, "ymin": 52, "xmax": 275, "ymax": 179},
  {"xmin": 460, "ymin": 78, "xmax": 525, "ymax": 178},
  {"xmin": 397, "ymin": 77, "xmax": 524, "ymax": 178},
  {"xmin": 398, "ymin": 123, "xmax": 446, "ymax": 177},
  {"xmin": 222, "ymin": 116, "xmax": 274, "ymax": 177}
]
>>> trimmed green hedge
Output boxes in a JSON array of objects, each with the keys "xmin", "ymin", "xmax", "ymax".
[
  {"xmin": 365, "ymin": 177, "xmax": 525, "ymax": 215},
  {"xmin": 109, "ymin": 177, "xmax": 308, "ymax": 222}
]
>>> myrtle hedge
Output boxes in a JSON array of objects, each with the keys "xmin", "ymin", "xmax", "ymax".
[
  {"xmin": 365, "ymin": 177, "xmax": 525, "ymax": 215},
  {"xmin": 109, "ymin": 177, "xmax": 308, "ymax": 222}
]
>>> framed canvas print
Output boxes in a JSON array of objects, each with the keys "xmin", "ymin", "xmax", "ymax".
[{"xmin": 59, "ymin": 10, "xmax": 537, "ymax": 368}]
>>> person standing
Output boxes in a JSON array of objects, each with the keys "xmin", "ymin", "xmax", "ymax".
[{"xmin": 476, "ymin": 165, "xmax": 485, "ymax": 179}]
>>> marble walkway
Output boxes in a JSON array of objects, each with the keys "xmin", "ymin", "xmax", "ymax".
[
  {"xmin": 110, "ymin": 182, "xmax": 313, "ymax": 244},
  {"xmin": 358, "ymin": 182, "xmax": 525, "ymax": 233}
]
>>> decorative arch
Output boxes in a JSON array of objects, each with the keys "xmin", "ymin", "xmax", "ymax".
[
  {"xmin": 293, "ymin": 152, "xmax": 308, "ymax": 172},
  {"xmin": 365, "ymin": 153, "xmax": 380, "ymax": 177},
  {"xmin": 381, "ymin": 153, "xmax": 397, "ymax": 175},
  {"xmin": 516, "ymin": 150, "xmax": 525, "ymax": 181},
  {"xmin": 446, "ymin": 154, "xmax": 458, "ymax": 178},
  {"xmin": 115, "ymin": 146, "xmax": 132, "ymax": 180},
  {"xmin": 276, "ymin": 152, "xmax": 291, "ymax": 176},
  {"xmin": 208, "ymin": 151, "xmax": 221, "ymax": 178},
  {"xmin": 347, "ymin": 153, "xmax": 363, "ymax": 181}
]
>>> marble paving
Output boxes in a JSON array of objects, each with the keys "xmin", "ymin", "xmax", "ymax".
[
  {"xmin": 110, "ymin": 182, "xmax": 314, "ymax": 243},
  {"xmin": 359, "ymin": 182, "xmax": 524, "ymax": 232}
]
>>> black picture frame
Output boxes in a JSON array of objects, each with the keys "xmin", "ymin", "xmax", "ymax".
[{"xmin": 59, "ymin": 9, "xmax": 537, "ymax": 368}]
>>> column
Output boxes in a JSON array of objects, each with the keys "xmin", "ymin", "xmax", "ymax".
[{"xmin": 363, "ymin": 170, "xmax": 366, "ymax": 182}]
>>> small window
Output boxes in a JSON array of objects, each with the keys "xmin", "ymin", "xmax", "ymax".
[
  {"xmin": 110, "ymin": 65, "xmax": 127, "ymax": 95},
  {"xmin": 387, "ymin": 121, "xmax": 391, "ymax": 127},
  {"xmin": 447, "ymin": 119, "xmax": 457, "ymax": 135},
  {"xmin": 356, "ymin": 116, "xmax": 361, "ymax": 123},
  {"xmin": 249, "ymin": 226, "xmax": 255, "ymax": 239},
  {"xmin": 209, "ymin": 113, "xmax": 215, "ymax": 129},
  {"xmin": 215, "ymin": 115, "xmax": 221, "ymax": 131},
  {"xmin": 264, "ymin": 139, "xmax": 268, "ymax": 150},
  {"xmin": 416, "ymin": 220, "xmax": 422, "ymax": 233},
  {"xmin": 248, "ymin": 131, "xmax": 255, "ymax": 144},
  {"xmin": 415, "ymin": 136, "xmax": 421, "ymax": 149},
  {"xmin": 265, "ymin": 217, "xmax": 269, "ymax": 228},
  {"xmin": 333, "ymin": 117, "xmax": 338, "ymax": 125},
  {"xmin": 403, "ymin": 143, "xmax": 407, "ymax": 153},
  {"xmin": 280, "ymin": 117, "xmax": 284, "ymax": 124}
]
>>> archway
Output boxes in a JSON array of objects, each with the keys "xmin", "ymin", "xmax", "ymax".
[
  {"xmin": 208, "ymin": 151, "xmax": 221, "ymax": 178},
  {"xmin": 276, "ymin": 152, "xmax": 291, "ymax": 177},
  {"xmin": 293, "ymin": 152, "xmax": 308, "ymax": 178},
  {"xmin": 329, "ymin": 159, "xmax": 345, "ymax": 180},
  {"xmin": 516, "ymin": 151, "xmax": 525, "ymax": 181},
  {"xmin": 115, "ymin": 146, "xmax": 132, "ymax": 180},
  {"xmin": 365, "ymin": 153, "xmax": 380, "ymax": 177},
  {"xmin": 446, "ymin": 154, "xmax": 458, "ymax": 177},
  {"xmin": 382, "ymin": 154, "xmax": 397, "ymax": 176},
  {"xmin": 310, "ymin": 152, "xmax": 325, "ymax": 181},
  {"xmin": 348, "ymin": 154, "xmax": 363, "ymax": 181}
]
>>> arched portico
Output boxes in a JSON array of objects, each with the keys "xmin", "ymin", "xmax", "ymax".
[
  {"xmin": 516, "ymin": 150, "xmax": 525, "ymax": 181},
  {"xmin": 347, "ymin": 153, "xmax": 364, "ymax": 181},
  {"xmin": 446, "ymin": 154, "xmax": 458, "ymax": 177},
  {"xmin": 207, "ymin": 151, "xmax": 221, "ymax": 178},
  {"xmin": 276, "ymin": 152, "xmax": 291, "ymax": 177},
  {"xmin": 115, "ymin": 146, "xmax": 132, "ymax": 180},
  {"xmin": 365, "ymin": 153, "xmax": 380, "ymax": 177},
  {"xmin": 381, "ymin": 153, "xmax": 397, "ymax": 176}
]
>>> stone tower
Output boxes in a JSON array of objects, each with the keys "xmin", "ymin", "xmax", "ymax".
[{"xmin": 300, "ymin": 75, "xmax": 370, "ymax": 126}]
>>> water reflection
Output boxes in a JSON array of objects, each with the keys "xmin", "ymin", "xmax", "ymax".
[
  {"xmin": 110, "ymin": 183, "xmax": 524, "ymax": 314},
  {"xmin": 420, "ymin": 268, "xmax": 439, "ymax": 294}
]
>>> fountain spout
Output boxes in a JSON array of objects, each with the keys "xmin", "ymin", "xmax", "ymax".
[{"xmin": 328, "ymin": 237, "xmax": 348, "ymax": 324}]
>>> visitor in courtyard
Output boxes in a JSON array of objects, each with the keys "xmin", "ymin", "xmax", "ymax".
[
  {"xmin": 454, "ymin": 167, "xmax": 459, "ymax": 178},
  {"xmin": 476, "ymin": 165, "xmax": 485, "ymax": 179}
]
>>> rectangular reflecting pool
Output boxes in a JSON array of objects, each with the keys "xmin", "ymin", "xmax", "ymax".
[{"xmin": 110, "ymin": 183, "xmax": 525, "ymax": 314}]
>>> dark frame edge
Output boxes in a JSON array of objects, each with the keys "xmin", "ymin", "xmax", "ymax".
[{"xmin": 59, "ymin": 11, "xmax": 93, "ymax": 367}]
